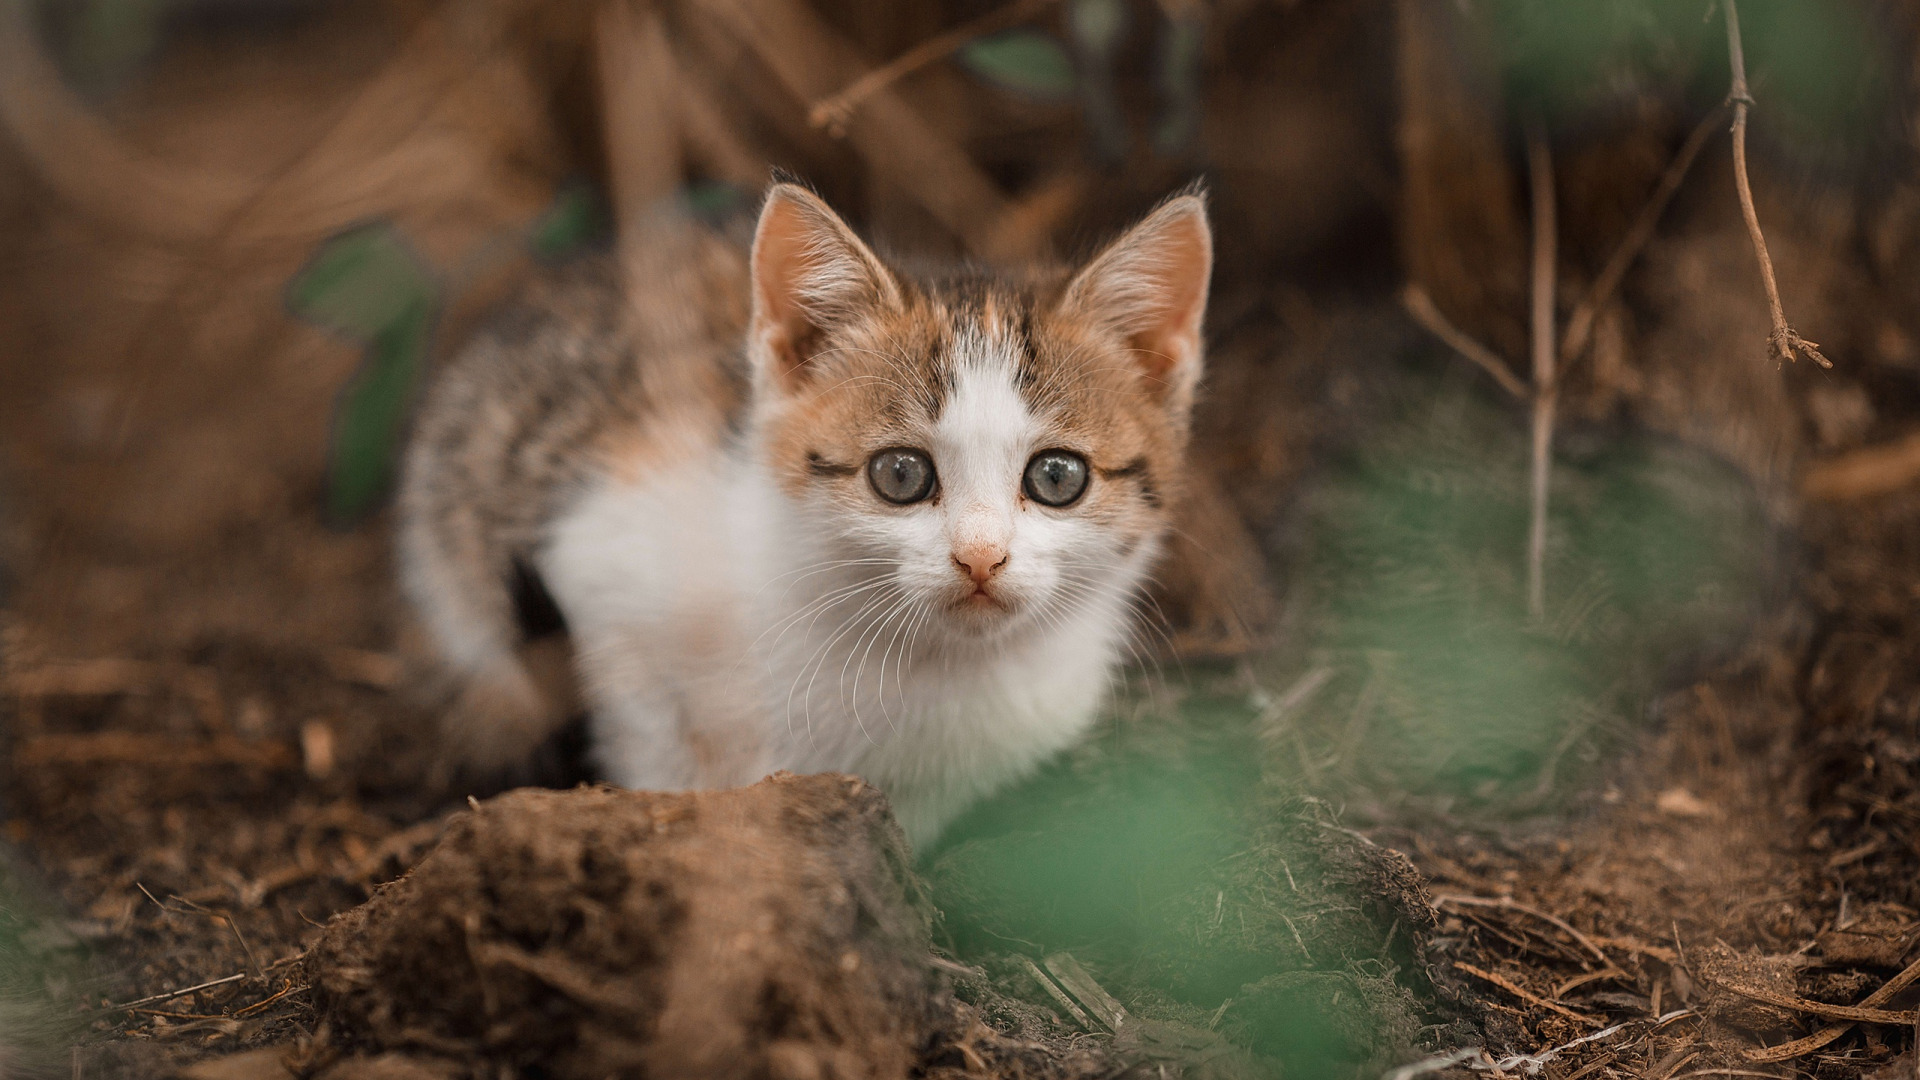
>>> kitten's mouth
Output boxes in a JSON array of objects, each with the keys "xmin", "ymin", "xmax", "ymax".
[{"xmin": 956, "ymin": 586, "xmax": 1010, "ymax": 613}]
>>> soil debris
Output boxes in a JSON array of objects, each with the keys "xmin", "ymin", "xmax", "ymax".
[{"xmin": 302, "ymin": 774, "xmax": 937, "ymax": 1080}]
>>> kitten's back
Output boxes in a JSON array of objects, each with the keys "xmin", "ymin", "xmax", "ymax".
[{"xmin": 397, "ymin": 213, "xmax": 748, "ymax": 774}]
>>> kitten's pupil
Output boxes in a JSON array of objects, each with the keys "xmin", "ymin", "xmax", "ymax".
[
  {"xmin": 1024, "ymin": 451, "xmax": 1089, "ymax": 507},
  {"xmin": 868, "ymin": 448, "xmax": 935, "ymax": 504}
]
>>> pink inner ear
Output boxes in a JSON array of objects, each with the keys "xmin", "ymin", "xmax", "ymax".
[
  {"xmin": 1132, "ymin": 211, "xmax": 1212, "ymax": 383},
  {"xmin": 749, "ymin": 193, "xmax": 822, "ymax": 382},
  {"xmin": 1064, "ymin": 196, "xmax": 1214, "ymax": 393},
  {"xmin": 747, "ymin": 186, "xmax": 896, "ymax": 391}
]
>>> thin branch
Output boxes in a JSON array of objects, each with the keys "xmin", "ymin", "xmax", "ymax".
[
  {"xmin": 1704, "ymin": 975, "xmax": 1916, "ymax": 1025},
  {"xmin": 109, "ymin": 973, "xmax": 247, "ymax": 1011},
  {"xmin": 1431, "ymin": 894, "xmax": 1610, "ymax": 966},
  {"xmin": 807, "ymin": 0, "xmax": 1063, "ymax": 135},
  {"xmin": 1525, "ymin": 120, "xmax": 1557, "ymax": 620},
  {"xmin": 596, "ymin": 0, "xmax": 685, "ymax": 259},
  {"xmin": 1560, "ymin": 104, "xmax": 1725, "ymax": 365},
  {"xmin": 1801, "ymin": 430, "xmax": 1920, "ymax": 501},
  {"xmin": 1723, "ymin": 0, "xmax": 1831, "ymax": 369},
  {"xmin": 1454, "ymin": 962, "xmax": 1600, "ymax": 1025},
  {"xmin": 696, "ymin": 0, "xmax": 1010, "ymax": 251},
  {"xmin": 1741, "ymin": 951, "xmax": 1920, "ymax": 1063},
  {"xmin": 1400, "ymin": 284, "xmax": 1528, "ymax": 399}
]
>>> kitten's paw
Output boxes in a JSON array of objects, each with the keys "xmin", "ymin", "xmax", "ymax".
[{"xmin": 430, "ymin": 662, "xmax": 569, "ymax": 788}]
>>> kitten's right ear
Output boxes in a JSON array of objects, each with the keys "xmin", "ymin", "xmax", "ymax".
[
  {"xmin": 1059, "ymin": 192, "xmax": 1212, "ymax": 414},
  {"xmin": 748, "ymin": 184, "xmax": 900, "ymax": 395}
]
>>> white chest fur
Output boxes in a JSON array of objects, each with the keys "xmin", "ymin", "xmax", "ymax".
[{"xmin": 538, "ymin": 452, "xmax": 1150, "ymax": 850}]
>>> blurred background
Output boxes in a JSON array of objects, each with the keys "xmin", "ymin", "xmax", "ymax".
[{"xmin": 2, "ymin": 0, "xmax": 1919, "ymax": 1077}]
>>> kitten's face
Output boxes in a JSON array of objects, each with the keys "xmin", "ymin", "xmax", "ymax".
[{"xmin": 746, "ymin": 186, "xmax": 1211, "ymax": 646}]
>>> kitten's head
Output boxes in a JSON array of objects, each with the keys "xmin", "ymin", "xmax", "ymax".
[{"xmin": 745, "ymin": 183, "xmax": 1211, "ymax": 645}]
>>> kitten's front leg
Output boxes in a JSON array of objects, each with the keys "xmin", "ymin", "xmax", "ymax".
[{"xmin": 576, "ymin": 624, "xmax": 772, "ymax": 791}]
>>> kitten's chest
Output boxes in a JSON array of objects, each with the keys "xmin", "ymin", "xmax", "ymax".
[
  {"xmin": 537, "ymin": 454, "xmax": 780, "ymax": 636},
  {"xmin": 541, "ymin": 457, "xmax": 1125, "ymax": 779}
]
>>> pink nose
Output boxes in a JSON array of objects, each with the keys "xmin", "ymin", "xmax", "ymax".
[{"xmin": 952, "ymin": 546, "xmax": 1008, "ymax": 584}]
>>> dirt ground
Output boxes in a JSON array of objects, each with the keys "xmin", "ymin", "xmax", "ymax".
[{"xmin": 3, "ymin": 1, "xmax": 1920, "ymax": 1078}]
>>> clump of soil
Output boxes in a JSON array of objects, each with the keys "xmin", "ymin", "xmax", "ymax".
[{"xmin": 303, "ymin": 774, "xmax": 937, "ymax": 1080}]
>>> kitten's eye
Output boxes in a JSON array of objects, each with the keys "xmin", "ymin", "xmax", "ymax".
[
  {"xmin": 868, "ymin": 448, "xmax": 936, "ymax": 504},
  {"xmin": 1023, "ymin": 450, "xmax": 1089, "ymax": 507}
]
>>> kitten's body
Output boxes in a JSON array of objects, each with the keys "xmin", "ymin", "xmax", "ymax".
[{"xmin": 401, "ymin": 186, "xmax": 1211, "ymax": 848}]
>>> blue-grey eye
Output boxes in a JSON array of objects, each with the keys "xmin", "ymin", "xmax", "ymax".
[
  {"xmin": 868, "ymin": 448, "xmax": 936, "ymax": 504},
  {"xmin": 1023, "ymin": 450, "xmax": 1089, "ymax": 507}
]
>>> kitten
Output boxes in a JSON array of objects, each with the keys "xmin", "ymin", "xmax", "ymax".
[{"xmin": 399, "ymin": 183, "xmax": 1212, "ymax": 848}]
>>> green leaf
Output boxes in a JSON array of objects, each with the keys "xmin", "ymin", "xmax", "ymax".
[
  {"xmin": 288, "ymin": 223, "xmax": 441, "ymax": 524},
  {"xmin": 325, "ymin": 301, "xmax": 434, "ymax": 524},
  {"xmin": 959, "ymin": 30, "xmax": 1077, "ymax": 99},
  {"xmin": 529, "ymin": 183, "xmax": 610, "ymax": 258},
  {"xmin": 1152, "ymin": 16, "xmax": 1204, "ymax": 155},
  {"xmin": 682, "ymin": 179, "xmax": 748, "ymax": 221},
  {"xmin": 288, "ymin": 224, "xmax": 436, "ymax": 343}
]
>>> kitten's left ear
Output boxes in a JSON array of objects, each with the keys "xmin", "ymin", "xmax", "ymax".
[
  {"xmin": 1060, "ymin": 192, "xmax": 1213, "ymax": 411},
  {"xmin": 748, "ymin": 183, "xmax": 901, "ymax": 396}
]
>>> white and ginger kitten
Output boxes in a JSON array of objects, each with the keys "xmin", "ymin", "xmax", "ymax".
[{"xmin": 399, "ymin": 183, "xmax": 1213, "ymax": 848}]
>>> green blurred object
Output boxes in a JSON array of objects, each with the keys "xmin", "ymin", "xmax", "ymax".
[
  {"xmin": 288, "ymin": 224, "xmax": 434, "ymax": 340},
  {"xmin": 529, "ymin": 182, "xmax": 611, "ymax": 259},
  {"xmin": 1296, "ymin": 372, "xmax": 1773, "ymax": 794},
  {"xmin": 930, "ymin": 692, "xmax": 1428, "ymax": 1079},
  {"xmin": 54, "ymin": 0, "xmax": 167, "ymax": 96},
  {"xmin": 0, "ymin": 850, "xmax": 84, "ymax": 1076},
  {"xmin": 960, "ymin": 29, "xmax": 1078, "ymax": 100},
  {"xmin": 1485, "ymin": 0, "xmax": 1889, "ymax": 164},
  {"xmin": 286, "ymin": 223, "xmax": 439, "ymax": 526},
  {"xmin": 321, "ymin": 301, "xmax": 435, "ymax": 526},
  {"xmin": 681, "ymin": 180, "xmax": 749, "ymax": 223},
  {"xmin": 926, "ymin": 367, "xmax": 1772, "ymax": 1075},
  {"xmin": 1151, "ymin": 13, "xmax": 1204, "ymax": 156}
]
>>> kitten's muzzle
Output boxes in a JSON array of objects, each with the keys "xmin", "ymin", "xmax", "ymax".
[
  {"xmin": 951, "ymin": 545, "xmax": 1008, "ymax": 585},
  {"xmin": 949, "ymin": 545, "xmax": 1012, "ymax": 611}
]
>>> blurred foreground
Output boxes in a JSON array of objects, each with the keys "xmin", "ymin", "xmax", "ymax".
[{"xmin": 2, "ymin": 0, "xmax": 1920, "ymax": 1077}]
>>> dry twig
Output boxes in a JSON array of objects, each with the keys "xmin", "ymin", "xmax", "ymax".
[
  {"xmin": 597, "ymin": 1, "xmax": 686, "ymax": 266},
  {"xmin": 229, "ymin": 981, "xmax": 301, "ymax": 1018},
  {"xmin": 6, "ymin": 659, "xmax": 225, "ymax": 729},
  {"xmin": 1433, "ymin": 894, "xmax": 1610, "ymax": 966},
  {"xmin": 1525, "ymin": 121, "xmax": 1557, "ymax": 619},
  {"xmin": 1739, "ymin": 952, "xmax": 1920, "ymax": 1063},
  {"xmin": 1455, "ymin": 962, "xmax": 1600, "ymax": 1025},
  {"xmin": 1400, "ymin": 284, "xmax": 1528, "ymax": 399},
  {"xmin": 1703, "ymin": 974, "xmax": 1915, "ymax": 1025},
  {"xmin": 15, "ymin": 732, "xmax": 293, "ymax": 771},
  {"xmin": 1403, "ymin": 98, "xmax": 1734, "ymax": 622},
  {"xmin": 179, "ymin": 810, "xmax": 452, "ymax": 908},
  {"xmin": 808, "ymin": 0, "xmax": 1064, "ymax": 135},
  {"xmin": 1587, "ymin": 933, "xmax": 1680, "ymax": 964},
  {"xmin": 109, "ymin": 973, "xmax": 247, "ymax": 1012},
  {"xmin": 695, "ymin": 0, "xmax": 1010, "ymax": 250},
  {"xmin": 1559, "ymin": 105, "xmax": 1725, "ymax": 365},
  {"xmin": 142, "ymin": 886, "xmax": 265, "ymax": 981},
  {"xmin": 1801, "ymin": 431, "xmax": 1920, "ymax": 501},
  {"xmin": 1722, "ymin": 0, "xmax": 1830, "ymax": 369}
]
